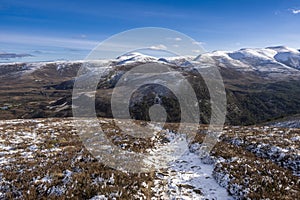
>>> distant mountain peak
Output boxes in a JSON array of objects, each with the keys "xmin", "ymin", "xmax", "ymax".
[
  {"xmin": 2, "ymin": 46, "xmax": 300, "ymax": 79},
  {"xmin": 115, "ymin": 52, "xmax": 157, "ymax": 65},
  {"xmin": 116, "ymin": 52, "xmax": 147, "ymax": 59},
  {"xmin": 195, "ymin": 46, "xmax": 300, "ymax": 74},
  {"xmin": 267, "ymin": 46, "xmax": 300, "ymax": 53}
]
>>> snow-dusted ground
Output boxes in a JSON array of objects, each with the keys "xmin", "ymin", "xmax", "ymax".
[
  {"xmin": 221, "ymin": 126, "xmax": 300, "ymax": 177},
  {"xmin": 268, "ymin": 119, "xmax": 300, "ymax": 128},
  {"xmin": 152, "ymin": 150, "xmax": 232, "ymax": 199},
  {"xmin": 0, "ymin": 118, "xmax": 234, "ymax": 199},
  {"xmin": 0, "ymin": 118, "xmax": 299, "ymax": 199},
  {"xmin": 145, "ymin": 124, "xmax": 232, "ymax": 199}
]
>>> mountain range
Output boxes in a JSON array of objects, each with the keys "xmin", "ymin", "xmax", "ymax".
[{"xmin": 1, "ymin": 46, "xmax": 300, "ymax": 125}]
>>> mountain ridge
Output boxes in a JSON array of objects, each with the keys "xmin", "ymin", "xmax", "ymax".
[{"xmin": 1, "ymin": 46, "xmax": 300, "ymax": 125}]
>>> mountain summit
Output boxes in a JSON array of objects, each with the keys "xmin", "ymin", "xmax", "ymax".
[{"xmin": 196, "ymin": 46, "xmax": 300, "ymax": 78}]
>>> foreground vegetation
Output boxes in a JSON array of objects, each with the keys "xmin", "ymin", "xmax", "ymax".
[{"xmin": 0, "ymin": 118, "xmax": 299, "ymax": 199}]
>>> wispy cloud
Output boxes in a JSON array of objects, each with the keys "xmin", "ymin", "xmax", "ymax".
[
  {"xmin": 192, "ymin": 41, "xmax": 205, "ymax": 46},
  {"xmin": 0, "ymin": 33, "xmax": 98, "ymax": 50},
  {"xmin": 149, "ymin": 44, "xmax": 167, "ymax": 50},
  {"xmin": 291, "ymin": 9, "xmax": 300, "ymax": 14},
  {"xmin": 167, "ymin": 37, "xmax": 182, "ymax": 41},
  {"xmin": 192, "ymin": 49, "xmax": 202, "ymax": 53},
  {"xmin": 72, "ymin": 34, "xmax": 87, "ymax": 39}
]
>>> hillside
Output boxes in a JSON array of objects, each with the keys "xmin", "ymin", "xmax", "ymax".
[
  {"xmin": 1, "ymin": 46, "xmax": 300, "ymax": 125},
  {"xmin": 0, "ymin": 118, "xmax": 298, "ymax": 199},
  {"xmin": 0, "ymin": 46, "xmax": 300, "ymax": 199}
]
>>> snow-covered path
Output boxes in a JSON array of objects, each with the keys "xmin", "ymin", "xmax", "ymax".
[{"xmin": 151, "ymin": 150, "xmax": 232, "ymax": 199}]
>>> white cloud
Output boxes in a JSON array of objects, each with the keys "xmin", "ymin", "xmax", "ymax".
[
  {"xmin": 166, "ymin": 37, "xmax": 182, "ymax": 41},
  {"xmin": 291, "ymin": 9, "xmax": 300, "ymax": 14},
  {"xmin": 173, "ymin": 44, "xmax": 179, "ymax": 48},
  {"xmin": 149, "ymin": 44, "xmax": 167, "ymax": 50},
  {"xmin": 192, "ymin": 41, "xmax": 205, "ymax": 46},
  {"xmin": 192, "ymin": 49, "xmax": 202, "ymax": 53},
  {"xmin": 0, "ymin": 33, "xmax": 98, "ymax": 50}
]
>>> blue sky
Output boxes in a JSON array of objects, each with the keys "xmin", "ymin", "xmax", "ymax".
[{"xmin": 1, "ymin": 0, "xmax": 300, "ymax": 62}]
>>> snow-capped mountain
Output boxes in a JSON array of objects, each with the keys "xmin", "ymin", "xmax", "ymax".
[
  {"xmin": 112, "ymin": 46, "xmax": 300, "ymax": 78},
  {"xmin": 115, "ymin": 52, "xmax": 157, "ymax": 65},
  {"xmin": 2, "ymin": 46, "xmax": 300, "ymax": 79},
  {"xmin": 1, "ymin": 46, "xmax": 300, "ymax": 125},
  {"xmin": 269, "ymin": 46, "xmax": 300, "ymax": 70},
  {"xmin": 196, "ymin": 46, "xmax": 300, "ymax": 78},
  {"xmin": 114, "ymin": 52, "xmax": 195, "ymax": 68}
]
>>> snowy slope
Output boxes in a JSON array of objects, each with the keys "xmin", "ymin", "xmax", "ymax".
[
  {"xmin": 1, "ymin": 46, "xmax": 300, "ymax": 79},
  {"xmin": 115, "ymin": 52, "xmax": 157, "ymax": 65},
  {"xmin": 268, "ymin": 46, "xmax": 300, "ymax": 70},
  {"xmin": 115, "ymin": 47, "xmax": 300, "ymax": 78},
  {"xmin": 152, "ymin": 150, "xmax": 232, "ymax": 199},
  {"xmin": 196, "ymin": 46, "xmax": 300, "ymax": 77}
]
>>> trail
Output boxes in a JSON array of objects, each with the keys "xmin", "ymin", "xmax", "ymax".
[{"xmin": 151, "ymin": 144, "xmax": 232, "ymax": 199}]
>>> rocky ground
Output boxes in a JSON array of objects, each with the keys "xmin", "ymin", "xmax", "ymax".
[{"xmin": 0, "ymin": 118, "xmax": 299, "ymax": 199}]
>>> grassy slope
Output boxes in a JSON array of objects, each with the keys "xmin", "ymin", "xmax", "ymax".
[{"xmin": 1, "ymin": 63, "xmax": 300, "ymax": 125}]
